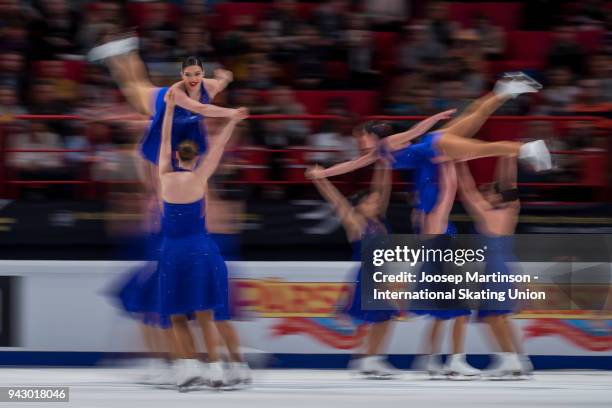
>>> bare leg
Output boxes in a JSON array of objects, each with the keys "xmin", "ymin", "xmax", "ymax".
[
  {"xmin": 437, "ymin": 133, "xmax": 521, "ymax": 162},
  {"xmin": 215, "ymin": 321, "xmax": 244, "ymax": 362},
  {"xmin": 426, "ymin": 319, "xmax": 445, "ymax": 355},
  {"xmin": 171, "ymin": 315, "xmax": 196, "ymax": 359},
  {"xmin": 442, "ymin": 93, "xmax": 511, "ymax": 139},
  {"xmin": 505, "ymin": 315, "xmax": 525, "ymax": 355},
  {"xmin": 106, "ymin": 53, "xmax": 158, "ymax": 116},
  {"xmin": 195, "ymin": 311, "xmax": 220, "ymax": 362},
  {"xmin": 484, "ymin": 316, "xmax": 515, "ymax": 353},
  {"xmin": 441, "ymin": 92, "xmax": 496, "ymax": 132},
  {"xmin": 365, "ymin": 320, "xmax": 393, "ymax": 356},
  {"xmin": 451, "ymin": 316, "xmax": 467, "ymax": 354}
]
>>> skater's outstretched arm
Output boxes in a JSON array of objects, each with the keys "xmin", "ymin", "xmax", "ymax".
[
  {"xmin": 195, "ymin": 109, "xmax": 248, "ymax": 183},
  {"xmin": 158, "ymin": 90, "xmax": 176, "ymax": 176},
  {"xmin": 170, "ymin": 82, "xmax": 238, "ymax": 118},
  {"xmin": 311, "ymin": 110, "xmax": 456, "ymax": 180},
  {"xmin": 204, "ymin": 68, "xmax": 233, "ymax": 100},
  {"xmin": 307, "ymin": 166, "xmax": 362, "ymax": 238},
  {"xmin": 384, "ymin": 109, "xmax": 456, "ymax": 150}
]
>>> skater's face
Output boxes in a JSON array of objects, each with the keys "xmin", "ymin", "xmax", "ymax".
[
  {"xmin": 181, "ymin": 65, "xmax": 204, "ymax": 92},
  {"xmin": 355, "ymin": 129, "xmax": 377, "ymax": 152},
  {"xmin": 357, "ymin": 192, "xmax": 380, "ymax": 218}
]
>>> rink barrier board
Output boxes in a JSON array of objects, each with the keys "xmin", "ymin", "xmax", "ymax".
[
  {"xmin": 0, "ymin": 261, "xmax": 609, "ymax": 369},
  {"xmin": 0, "ymin": 352, "xmax": 610, "ymax": 370}
]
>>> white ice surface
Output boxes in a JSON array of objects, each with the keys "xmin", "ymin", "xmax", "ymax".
[{"xmin": 0, "ymin": 368, "xmax": 610, "ymax": 408}]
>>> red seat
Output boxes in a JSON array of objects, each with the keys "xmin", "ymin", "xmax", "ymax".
[
  {"xmin": 505, "ymin": 31, "xmax": 552, "ymax": 66},
  {"xmin": 213, "ymin": 3, "xmax": 270, "ymax": 32},
  {"xmin": 293, "ymin": 91, "xmax": 379, "ymax": 116},
  {"xmin": 576, "ymin": 30, "xmax": 605, "ymax": 54},
  {"xmin": 373, "ymin": 32, "xmax": 398, "ymax": 73},
  {"xmin": 448, "ymin": 2, "xmax": 523, "ymax": 30},
  {"xmin": 580, "ymin": 153, "xmax": 607, "ymax": 186}
]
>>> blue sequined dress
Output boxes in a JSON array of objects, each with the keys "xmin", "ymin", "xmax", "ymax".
[
  {"xmin": 155, "ymin": 199, "xmax": 229, "ymax": 328},
  {"xmin": 140, "ymin": 84, "xmax": 210, "ymax": 164},
  {"xmin": 345, "ymin": 218, "xmax": 399, "ymax": 323}
]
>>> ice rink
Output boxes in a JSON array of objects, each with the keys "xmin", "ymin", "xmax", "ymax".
[{"xmin": 0, "ymin": 368, "xmax": 610, "ymax": 408}]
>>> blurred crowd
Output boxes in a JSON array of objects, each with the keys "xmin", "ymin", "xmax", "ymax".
[{"xmin": 0, "ymin": 0, "xmax": 610, "ymax": 197}]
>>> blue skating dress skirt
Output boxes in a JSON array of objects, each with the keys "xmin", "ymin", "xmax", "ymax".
[
  {"xmin": 109, "ymin": 233, "xmax": 160, "ymax": 325},
  {"xmin": 410, "ymin": 234, "xmax": 471, "ymax": 320},
  {"xmin": 477, "ymin": 235, "xmax": 518, "ymax": 318},
  {"xmin": 155, "ymin": 199, "xmax": 229, "ymax": 328},
  {"xmin": 345, "ymin": 219, "xmax": 399, "ymax": 323},
  {"xmin": 140, "ymin": 84, "xmax": 210, "ymax": 164}
]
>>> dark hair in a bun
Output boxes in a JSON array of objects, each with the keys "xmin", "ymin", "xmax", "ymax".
[
  {"xmin": 177, "ymin": 140, "xmax": 199, "ymax": 162},
  {"xmin": 181, "ymin": 56, "xmax": 204, "ymax": 71},
  {"xmin": 355, "ymin": 121, "xmax": 394, "ymax": 138}
]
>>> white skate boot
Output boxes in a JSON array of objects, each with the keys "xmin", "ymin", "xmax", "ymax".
[
  {"xmin": 225, "ymin": 361, "xmax": 252, "ymax": 387},
  {"xmin": 87, "ymin": 36, "xmax": 139, "ymax": 62},
  {"xmin": 174, "ymin": 359, "xmax": 203, "ymax": 392},
  {"xmin": 486, "ymin": 353, "xmax": 524, "ymax": 379},
  {"xmin": 519, "ymin": 139, "xmax": 552, "ymax": 171},
  {"xmin": 494, "ymin": 72, "xmax": 541, "ymax": 99},
  {"xmin": 424, "ymin": 354, "xmax": 445, "ymax": 380},
  {"xmin": 444, "ymin": 354, "xmax": 481, "ymax": 380},
  {"xmin": 207, "ymin": 361, "xmax": 225, "ymax": 389},
  {"xmin": 357, "ymin": 355, "xmax": 398, "ymax": 379}
]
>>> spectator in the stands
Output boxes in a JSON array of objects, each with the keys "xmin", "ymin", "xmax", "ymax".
[
  {"xmin": 28, "ymin": 80, "xmax": 67, "ymax": 115},
  {"xmin": 174, "ymin": 24, "xmax": 216, "ymax": 61},
  {"xmin": 28, "ymin": 0, "xmax": 79, "ymax": 59},
  {"xmin": 76, "ymin": 1, "xmax": 124, "ymax": 52},
  {"xmin": 569, "ymin": 0, "xmax": 608, "ymax": 27},
  {"xmin": 265, "ymin": 0, "xmax": 301, "ymax": 39},
  {"xmin": 140, "ymin": 1, "xmax": 178, "ymax": 55},
  {"xmin": 396, "ymin": 24, "xmax": 444, "ymax": 73},
  {"xmin": 294, "ymin": 25, "xmax": 327, "ymax": 89},
  {"xmin": 267, "ymin": 86, "xmax": 308, "ymax": 144},
  {"xmin": 0, "ymin": 52, "xmax": 26, "ymax": 93},
  {"xmin": 346, "ymin": 13, "xmax": 379, "ymax": 88},
  {"xmin": 362, "ymin": 0, "xmax": 409, "ymax": 31},
  {"xmin": 312, "ymin": 0, "xmax": 348, "ymax": 49},
  {"xmin": 403, "ymin": 85, "xmax": 438, "ymax": 115},
  {"xmin": 38, "ymin": 60, "xmax": 78, "ymax": 106},
  {"xmin": 539, "ymin": 67, "xmax": 580, "ymax": 114},
  {"xmin": 568, "ymin": 79, "xmax": 612, "ymax": 114},
  {"xmin": 435, "ymin": 79, "xmax": 470, "ymax": 112},
  {"xmin": 8, "ymin": 122, "xmax": 68, "ymax": 180},
  {"xmin": 0, "ymin": 85, "xmax": 27, "ymax": 118},
  {"xmin": 473, "ymin": 15, "xmax": 505, "ymax": 61},
  {"xmin": 307, "ymin": 98, "xmax": 357, "ymax": 166},
  {"xmin": 425, "ymin": 1, "xmax": 457, "ymax": 49},
  {"xmin": 586, "ymin": 54, "xmax": 612, "ymax": 102},
  {"xmin": 547, "ymin": 25, "xmax": 586, "ymax": 76},
  {"xmin": 2, "ymin": 21, "xmax": 29, "ymax": 53},
  {"xmin": 244, "ymin": 54, "xmax": 278, "ymax": 90}
]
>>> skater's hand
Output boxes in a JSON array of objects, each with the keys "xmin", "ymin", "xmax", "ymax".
[
  {"xmin": 434, "ymin": 109, "xmax": 457, "ymax": 121},
  {"xmin": 231, "ymin": 107, "xmax": 249, "ymax": 121},
  {"xmin": 214, "ymin": 68, "xmax": 234, "ymax": 84},
  {"xmin": 306, "ymin": 165, "xmax": 326, "ymax": 180},
  {"xmin": 164, "ymin": 88, "xmax": 176, "ymax": 109}
]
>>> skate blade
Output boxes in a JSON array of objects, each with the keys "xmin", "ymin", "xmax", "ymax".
[
  {"xmin": 445, "ymin": 372, "xmax": 481, "ymax": 381},
  {"xmin": 177, "ymin": 377, "xmax": 204, "ymax": 392},
  {"xmin": 359, "ymin": 370, "xmax": 396, "ymax": 380},
  {"xmin": 486, "ymin": 371, "xmax": 529, "ymax": 381}
]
